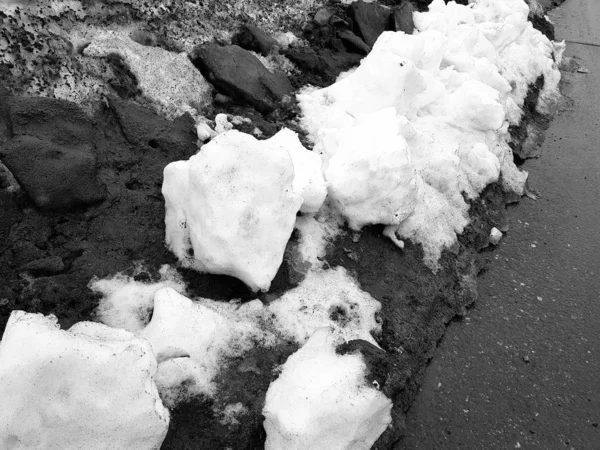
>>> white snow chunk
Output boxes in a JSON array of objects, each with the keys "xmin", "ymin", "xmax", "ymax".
[
  {"xmin": 89, "ymin": 264, "xmax": 186, "ymax": 333},
  {"xmin": 136, "ymin": 287, "xmax": 273, "ymax": 404},
  {"xmin": 266, "ymin": 128, "xmax": 327, "ymax": 213},
  {"xmin": 320, "ymin": 108, "xmax": 419, "ymax": 230},
  {"xmin": 0, "ymin": 311, "xmax": 169, "ymax": 450},
  {"xmin": 163, "ymin": 130, "xmax": 303, "ymax": 292},
  {"xmin": 263, "ymin": 328, "xmax": 392, "ymax": 450}
]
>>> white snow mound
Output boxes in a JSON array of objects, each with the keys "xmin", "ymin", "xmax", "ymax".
[
  {"xmin": 0, "ymin": 311, "xmax": 169, "ymax": 450},
  {"xmin": 263, "ymin": 328, "xmax": 392, "ymax": 450},
  {"xmin": 298, "ymin": 0, "xmax": 562, "ymax": 266},
  {"xmin": 163, "ymin": 129, "xmax": 305, "ymax": 292}
]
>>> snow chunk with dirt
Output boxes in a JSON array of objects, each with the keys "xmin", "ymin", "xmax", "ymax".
[
  {"xmin": 163, "ymin": 129, "xmax": 326, "ymax": 292},
  {"xmin": 263, "ymin": 328, "xmax": 392, "ymax": 450},
  {"xmin": 0, "ymin": 311, "xmax": 169, "ymax": 450},
  {"xmin": 91, "ymin": 266, "xmax": 381, "ymax": 406},
  {"xmin": 268, "ymin": 267, "xmax": 381, "ymax": 346},
  {"xmin": 298, "ymin": 0, "xmax": 562, "ymax": 266}
]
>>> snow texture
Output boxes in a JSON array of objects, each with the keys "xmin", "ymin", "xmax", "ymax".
[
  {"xmin": 298, "ymin": 0, "xmax": 562, "ymax": 267},
  {"xmin": 263, "ymin": 328, "xmax": 393, "ymax": 450},
  {"xmin": 0, "ymin": 311, "xmax": 169, "ymax": 450},
  {"xmin": 163, "ymin": 129, "xmax": 326, "ymax": 291}
]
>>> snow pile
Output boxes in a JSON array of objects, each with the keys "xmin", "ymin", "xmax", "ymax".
[
  {"xmin": 89, "ymin": 265, "xmax": 381, "ymax": 405},
  {"xmin": 0, "ymin": 311, "xmax": 169, "ymax": 450},
  {"xmin": 263, "ymin": 328, "xmax": 392, "ymax": 450},
  {"xmin": 163, "ymin": 128, "xmax": 325, "ymax": 291},
  {"xmin": 298, "ymin": 0, "xmax": 562, "ymax": 266}
]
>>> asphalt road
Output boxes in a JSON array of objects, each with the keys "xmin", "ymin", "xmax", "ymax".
[{"xmin": 400, "ymin": 0, "xmax": 600, "ymax": 448}]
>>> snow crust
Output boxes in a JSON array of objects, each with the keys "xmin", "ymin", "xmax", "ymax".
[
  {"xmin": 163, "ymin": 128, "xmax": 326, "ymax": 291},
  {"xmin": 0, "ymin": 311, "xmax": 169, "ymax": 450},
  {"xmin": 263, "ymin": 328, "xmax": 392, "ymax": 450},
  {"xmin": 298, "ymin": 0, "xmax": 562, "ymax": 266}
]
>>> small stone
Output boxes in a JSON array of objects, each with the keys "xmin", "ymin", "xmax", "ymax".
[
  {"xmin": 196, "ymin": 123, "xmax": 213, "ymax": 142},
  {"xmin": 214, "ymin": 93, "xmax": 233, "ymax": 105},
  {"xmin": 338, "ymin": 29, "xmax": 371, "ymax": 55},
  {"xmin": 577, "ymin": 67, "xmax": 590, "ymax": 74},
  {"xmin": 22, "ymin": 256, "xmax": 65, "ymax": 276},
  {"xmin": 214, "ymin": 114, "xmax": 233, "ymax": 134},
  {"xmin": 393, "ymin": 0, "xmax": 415, "ymax": 34},
  {"xmin": 314, "ymin": 7, "xmax": 336, "ymax": 26},
  {"xmin": 232, "ymin": 24, "xmax": 279, "ymax": 57},
  {"xmin": 349, "ymin": 0, "xmax": 392, "ymax": 47},
  {"xmin": 489, "ymin": 227, "xmax": 503, "ymax": 245}
]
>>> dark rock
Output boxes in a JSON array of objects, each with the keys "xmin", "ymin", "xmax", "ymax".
[
  {"xmin": 314, "ymin": 7, "xmax": 336, "ymax": 26},
  {"xmin": 337, "ymin": 339, "xmax": 392, "ymax": 389},
  {"xmin": 129, "ymin": 30, "xmax": 157, "ymax": 47},
  {"xmin": 106, "ymin": 53, "xmax": 142, "ymax": 99},
  {"xmin": 285, "ymin": 47, "xmax": 362, "ymax": 87},
  {"xmin": 108, "ymin": 96, "xmax": 197, "ymax": 155},
  {"xmin": 22, "ymin": 256, "xmax": 65, "ymax": 276},
  {"xmin": 338, "ymin": 29, "xmax": 372, "ymax": 55},
  {"xmin": 0, "ymin": 191, "xmax": 20, "ymax": 249},
  {"xmin": 1, "ymin": 97, "xmax": 106, "ymax": 211},
  {"xmin": 232, "ymin": 24, "xmax": 279, "ymax": 56},
  {"xmin": 393, "ymin": 0, "xmax": 415, "ymax": 34},
  {"xmin": 191, "ymin": 44, "xmax": 294, "ymax": 113},
  {"xmin": 349, "ymin": 0, "xmax": 393, "ymax": 47}
]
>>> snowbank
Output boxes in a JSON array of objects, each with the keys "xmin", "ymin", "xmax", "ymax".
[
  {"xmin": 298, "ymin": 0, "xmax": 562, "ymax": 266},
  {"xmin": 163, "ymin": 128, "xmax": 325, "ymax": 291},
  {"xmin": 263, "ymin": 328, "xmax": 392, "ymax": 450},
  {"xmin": 0, "ymin": 311, "xmax": 169, "ymax": 450}
]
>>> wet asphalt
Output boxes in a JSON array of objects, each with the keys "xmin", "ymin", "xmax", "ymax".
[{"xmin": 399, "ymin": 0, "xmax": 600, "ymax": 448}]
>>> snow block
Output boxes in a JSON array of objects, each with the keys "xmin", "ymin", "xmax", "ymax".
[
  {"xmin": 163, "ymin": 130, "xmax": 304, "ymax": 292},
  {"xmin": 263, "ymin": 328, "xmax": 392, "ymax": 450},
  {"xmin": 0, "ymin": 311, "xmax": 169, "ymax": 450}
]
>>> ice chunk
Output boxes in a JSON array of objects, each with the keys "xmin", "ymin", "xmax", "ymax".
[
  {"xmin": 163, "ymin": 130, "xmax": 303, "ymax": 292},
  {"xmin": 263, "ymin": 328, "xmax": 392, "ymax": 450},
  {"xmin": 0, "ymin": 311, "xmax": 169, "ymax": 450}
]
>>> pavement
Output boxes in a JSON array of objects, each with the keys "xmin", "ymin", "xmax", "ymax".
[{"xmin": 399, "ymin": 0, "xmax": 600, "ymax": 448}]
